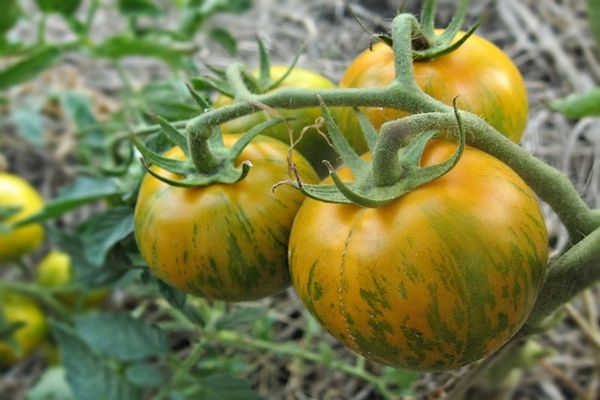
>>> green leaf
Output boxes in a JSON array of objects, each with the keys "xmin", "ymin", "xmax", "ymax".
[
  {"xmin": 141, "ymin": 80, "xmax": 202, "ymax": 121},
  {"xmin": 381, "ymin": 367, "xmax": 418, "ymax": 395},
  {"xmin": 93, "ymin": 36, "xmax": 196, "ymax": 67},
  {"xmin": 59, "ymin": 92, "xmax": 104, "ymax": 145},
  {"xmin": 26, "ymin": 367, "xmax": 75, "ymax": 400},
  {"xmin": 77, "ymin": 206, "xmax": 134, "ymax": 267},
  {"xmin": 11, "ymin": 102, "xmax": 45, "ymax": 146},
  {"xmin": 15, "ymin": 176, "xmax": 122, "ymax": 227},
  {"xmin": 74, "ymin": 312, "xmax": 169, "ymax": 361},
  {"xmin": 215, "ymin": 307, "xmax": 267, "ymax": 330},
  {"xmin": 0, "ymin": 45, "xmax": 63, "ymax": 91},
  {"xmin": 178, "ymin": 0, "xmax": 252, "ymax": 38},
  {"xmin": 118, "ymin": 0, "xmax": 161, "ymax": 16},
  {"xmin": 48, "ymin": 226, "xmax": 133, "ymax": 287},
  {"xmin": 156, "ymin": 279, "xmax": 187, "ymax": 309},
  {"xmin": 34, "ymin": 0, "xmax": 82, "ymax": 15},
  {"xmin": 126, "ymin": 363, "xmax": 166, "ymax": 388},
  {"xmin": 0, "ymin": 205, "xmax": 21, "ymax": 222},
  {"xmin": 550, "ymin": 88, "xmax": 600, "ymax": 118},
  {"xmin": 51, "ymin": 321, "xmax": 141, "ymax": 400},
  {"xmin": 214, "ymin": 0, "xmax": 252, "ymax": 13},
  {"xmin": 208, "ymin": 27, "xmax": 237, "ymax": 55},
  {"xmin": 589, "ymin": 0, "xmax": 600, "ymax": 49},
  {"xmin": 0, "ymin": 0, "xmax": 21, "ymax": 35}
]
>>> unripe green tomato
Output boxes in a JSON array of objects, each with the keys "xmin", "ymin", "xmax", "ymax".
[
  {"xmin": 0, "ymin": 293, "xmax": 47, "ymax": 367},
  {"xmin": 214, "ymin": 66, "xmax": 339, "ymax": 177},
  {"xmin": 36, "ymin": 250, "xmax": 108, "ymax": 308},
  {"xmin": 0, "ymin": 173, "xmax": 44, "ymax": 264}
]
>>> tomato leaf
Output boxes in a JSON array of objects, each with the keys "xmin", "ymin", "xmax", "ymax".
[
  {"xmin": 73, "ymin": 313, "xmax": 169, "ymax": 361},
  {"xmin": 209, "ymin": 27, "xmax": 237, "ymax": 55},
  {"xmin": 25, "ymin": 367, "xmax": 75, "ymax": 400},
  {"xmin": 93, "ymin": 35, "xmax": 196, "ymax": 68},
  {"xmin": 125, "ymin": 363, "xmax": 166, "ymax": 388},
  {"xmin": 156, "ymin": 279, "xmax": 187, "ymax": 309},
  {"xmin": 0, "ymin": 0, "xmax": 21, "ymax": 36},
  {"xmin": 0, "ymin": 45, "xmax": 63, "ymax": 91},
  {"xmin": 34, "ymin": 0, "xmax": 81, "ymax": 15},
  {"xmin": 11, "ymin": 102, "xmax": 45, "ymax": 146},
  {"xmin": 51, "ymin": 321, "xmax": 141, "ymax": 400},
  {"xmin": 117, "ymin": 0, "xmax": 161, "ymax": 17},
  {"xmin": 589, "ymin": 0, "xmax": 600, "ymax": 49},
  {"xmin": 141, "ymin": 80, "xmax": 202, "ymax": 121},
  {"xmin": 550, "ymin": 88, "xmax": 600, "ymax": 118},
  {"xmin": 77, "ymin": 206, "xmax": 135, "ymax": 267},
  {"xmin": 15, "ymin": 176, "xmax": 123, "ymax": 227}
]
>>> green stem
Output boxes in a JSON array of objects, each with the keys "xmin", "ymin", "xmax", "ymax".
[
  {"xmin": 390, "ymin": 14, "xmax": 422, "ymax": 89},
  {"xmin": 154, "ymin": 337, "xmax": 206, "ymax": 400},
  {"xmin": 214, "ymin": 330, "xmax": 398, "ymax": 399},
  {"xmin": 0, "ymin": 279, "xmax": 72, "ymax": 322},
  {"xmin": 186, "ymin": 84, "xmax": 435, "ymax": 135},
  {"xmin": 187, "ymin": 128, "xmax": 220, "ymax": 173},
  {"xmin": 378, "ymin": 112, "xmax": 600, "ymax": 239},
  {"xmin": 527, "ymin": 227, "xmax": 600, "ymax": 326},
  {"xmin": 226, "ymin": 62, "xmax": 253, "ymax": 99},
  {"xmin": 37, "ymin": 14, "xmax": 47, "ymax": 45}
]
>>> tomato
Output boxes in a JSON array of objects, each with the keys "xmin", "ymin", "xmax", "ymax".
[
  {"xmin": 289, "ymin": 140, "xmax": 548, "ymax": 371},
  {"xmin": 214, "ymin": 66, "xmax": 338, "ymax": 176},
  {"xmin": 338, "ymin": 31, "xmax": 528, "ymax": 152},
  {"xmin": 0, "ymin": 173, "xmax": 44, "ymax": 264},
  {"xmin": 134, "ymin": 134, "xmax": 318, "ymax": 301},
  {"xmin": 36, "ymin": 250, "xmax": 108, "ymax": 308},
  {"xmin": 0, "ymin": 293, "xmax": 47, "ymax": 367}
]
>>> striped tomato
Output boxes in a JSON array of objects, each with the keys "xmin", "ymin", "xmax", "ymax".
[
  {"xmin": 134, "ymin": 134, "xmax": 317, "ymax": 301},
  {"xmin": 214, "ymin": 66, "xmax": 338, "ymax": 177},
  {"xmin": 289, "ymin": 140, "xmax": 548, "ymax": 371},
  {"xmin": 338, "ymin": 31, "xmax": 528, "ymax": 153}
]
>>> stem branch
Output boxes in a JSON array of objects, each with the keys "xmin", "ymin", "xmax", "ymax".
[{"xmin": 214, "ymin": 330, "xmax": 398, "ymax": 399}]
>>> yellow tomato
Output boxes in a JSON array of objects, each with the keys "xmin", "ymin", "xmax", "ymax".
[
  {"xmin": 0, "ymin": 173, "xmax": 44, "ymax": 264},
  {"xmin": 0, "ymin": 293, "xmax": 47, "ymax": 367},
  {"xmin": 36, "ymin": 250, "xmax": 108, "ymax": 308},
  {"xmin": 339, "ymin": 31, "xmax": 528, "ymax": 152},
  {"xmin": 289, "ymin": 140, "xmax": 548, "ymax": 371}
]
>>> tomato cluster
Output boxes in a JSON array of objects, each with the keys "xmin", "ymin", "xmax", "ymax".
[
  {"xmin": 0, "ymin": 174, "xmax": 108, "ymax": 367},
  {"xmin": 132, "ymin": 28, "xmax": 547, "ymax": 372}
]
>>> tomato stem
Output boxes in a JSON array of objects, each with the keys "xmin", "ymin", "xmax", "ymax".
[
  {"xmin": 527, "ymin": 227, "xmax": 600, "ymax": 327},
  {"xmin": 186, "ymin": 125, "xmax": 220, "ymax": 173},
  {"xmin": 226, "ymin": 62, "xmax": 253, "ymax": 99},
  {"xmin": 390, "ymin": 14, "xmax": 421, "ymax": 90}
]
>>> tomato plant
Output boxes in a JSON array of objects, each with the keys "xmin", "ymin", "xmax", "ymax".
[
  {"xmin": 214, "ymin": 65, "xmax": 338, "ymax": 176},
  {"xmin": 289, "ymin": 140, "xmax": 548, "ymax": 371},
  {"xmin": 36, "ymin": 250, "xmax": 108, "ymax": 308},
  {"xmin": 338, "ymin": 31, "xmax": 528, "ymax": 152},
  {"xmin": 0, "ymin": 293, "xmax": 47, "ymax": 367},
  {"xmin": 134, "ymin": 134, "xmax": 318, "ymax": 301},
  {"xmin": 0, "ymin": 173, "xmax": 44, "ymax": 264}
]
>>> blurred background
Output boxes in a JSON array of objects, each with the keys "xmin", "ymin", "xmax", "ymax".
[{"xmin": 1, "ymin": 0, "xmax": 600, "ymax": 399}]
